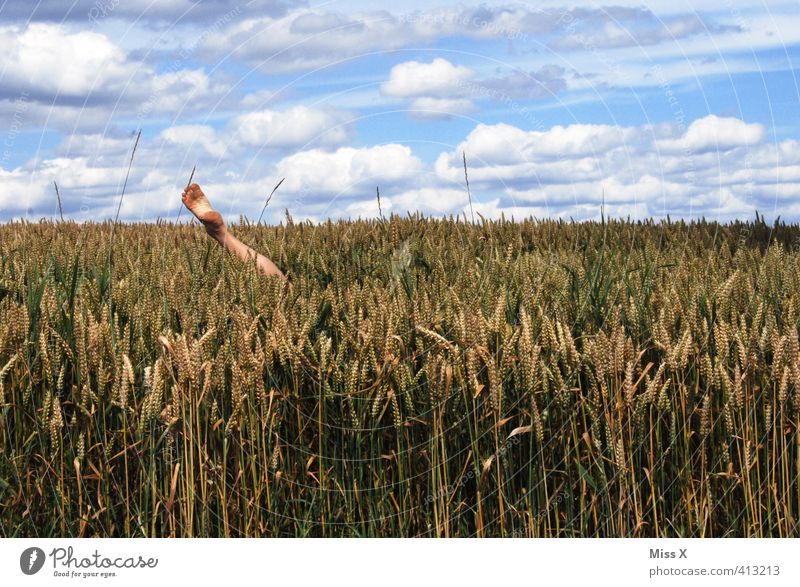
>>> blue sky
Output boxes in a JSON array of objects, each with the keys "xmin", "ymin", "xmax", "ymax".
[{"xmin": 1, "ymin": 0, "xmax": 798, "ymax": 222}]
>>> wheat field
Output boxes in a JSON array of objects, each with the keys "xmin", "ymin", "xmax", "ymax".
[{"xmin": 0, "ymin": 213, "xmax": 799, "ymax": 537}]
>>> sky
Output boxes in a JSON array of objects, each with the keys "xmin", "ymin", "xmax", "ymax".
[{"xmin": 0, "ymin": 0, "xmax": 798, "ymax": 223}]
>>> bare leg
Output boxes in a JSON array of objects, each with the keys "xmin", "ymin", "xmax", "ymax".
[{"xmin": 181, "ymin": 183, "xmax": 285, "ymax": 278}]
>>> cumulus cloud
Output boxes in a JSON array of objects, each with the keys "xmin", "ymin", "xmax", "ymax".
[
  {"xmin": 0, "ymin": 99, "xmax": 357, "ymax": 220},
  {"xmin": 436, "ymin": 122, "xmax": 636, "ymax": 170},
  {"xmin": 3, "ymin": 114, "xmax": 796, "ymax": 223},
  {"xmin": 156, "ymin": 104, "xmax": 353, "ymax": 159},
  {"xmin": 0, "ymin": 167, "xmax": 51, "ymax": 216},
  {"xmin": 201, "ymin": 5, "xmax": 730, "ymax": 73},
  {"xmin": 344, "ymin": 186, "xmax": 476, "ymax": 219},
  {"xmin": 0, "ymin": 0, "xmax": 296, "ymax": 23},
  {"xmin": 391, "ymin": 187, "xmax": 474, "ymax": 216},
  {"xmin": 2, "ymin": 1, "xmax": 791, "ymax": 226},
  {"xmin": 0, "ymin": 124, "xmax": 272, "ymax": 222},
  {"xmin": 230, "ymin": 106, "xmax": 351, "ymax": 149},
  {"xmin": 472, "ymin": 65, "xmax": 568, "ymax": 100},
  {"xmin": 159, "ymin": 125, "xmax": 229, "ymax": 158},
  {"xmin": 382, "ymin": 58, "xmax": 570, "ymax": 120},
  {"xmin": 202, "ymin": 9, "xmax": 408, "ymax": 73},
  {"xmin": 380, "ymin": 58, "xmax": 485, "ymax": 118},
  {"xmin": 0, "ymin": 24, "xmax": 131, "ymax": 101},
  {"xmin": 276, "ymin": 144, "xmax": 423, "ymax": 196},
  {"xmin": 0, "ymin": 23, "xmax": 229, "ymax": 132},
  {"xmin": 551, "ymin": 7, "xmax": 736, "ymax": 50},
  {"xmin": 265, "ymin": 115, "xmax": 793, "ymax": 221},
  {"xmin": 0, "ymin": 150, "xmax": 153, "ymax": 219},
  {"xmin": 655, "ymin": 115, "xmax": 765, "ymax": 153},
  {"xmin": 433, "ymin": 115, "xmax": 794, "ymax": 220},
  {"xmin": 406, "ymin": 97, "xmax": 477, "ymax": 120},
  {"xmin": 382, "ymin": 58, "xmax": 475, "ymax": 99}
]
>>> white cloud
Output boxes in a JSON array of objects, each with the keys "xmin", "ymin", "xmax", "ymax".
[
  {"xmin": 0, "ymin": 0, "xmax": 295, "ymax": 22},
  {"xmin": 55, "ymin": 133, "xmax": 137, "ymax": 158},
  {"xmin": 381, "ymin": 58, "xmax": 482, "ymax": 119},
  {"xmin": 408, "ymin": 97, "xmax": 477, "ymax": 119},
  {"xmin": 471, "ymin": 65, "xmax": 568, "ymax": 100},
  {"xmin": 655, "ymin": 115, "xmax": 765, "ymax": 153},
  {"xmin": 436, "ymin": 122, "xmax": 637, "ymax": 174},
  {"xmin": 0, "ymin": 24, "xmax": 130, "ymax": 98},
  {"xmin": 0, "ymin": 23, "xmax": 229, "ymax": 132},
  {"xmin": 471, "ymin": 197, "xmax": 652, "ymax": 221},
  {"xmin": 0, "ymin": 152, "xmax": 146, "ymax": 218},
  {"xmin": 138, "ymin": 68, "xmax": 224, "ymax": 116},
  {"xmin": 391, "ymin": 187, "xmax": 472, "ymax": 215},
  {"xmin": 201, "ymin": 6, "xmax": 727, "ymax": 73},
  {"xmin": 150, "ymin": 105, "xmax": 353, "ymax": 171},
  {"xmin": 203, "ymin": 10, "xmax": 411, "ymax": 73},
  {"xmin": 382, "ymin": 58, "xmax": 571, "ymax": 121},
  {"xmin": 239, "ymin": 88, "xmax": 280, "ymax": 109},
  {"xmin": 344, "ymin": 197, "xmax": 389, "ymax": 218},
  {"xmin": 276, "ymin": 144, "xmax": 423, "ymax": 195},
  {"xmin": 0, "ymin": 100, "xmax": 359, "ymax": 220},
  {"xmin": 0, "ymin": 167, "xmax": 50, "ymax": 215},
  {"xmin": 382, "ymin": 58, "xmax": 474, "ymax": 98},
  {"xmin": 159, "ymin": 125, "xmax": 228, "ymax": 158},
  {"xmin": 434, "ymin": 115, "xmax": 798, "ymax": 220},
  {"xmin": 3, "ymin": 114, "xmax": 797, "ymax": 223},
  {"xmin": 343, "ymin": 186, "xmax": 475, "ymax": 219},
  {"xmin": 551, "ymin": 10, "xmax": 724, "ymax": 50},
  {"xmin": 230, "ymin": 106, "xmax": 350, "ymax": 149}
]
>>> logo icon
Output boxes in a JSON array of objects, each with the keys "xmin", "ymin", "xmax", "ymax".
[{"xmin": 20, "ymin": 547, "xmax": 46, "ymax": 575}]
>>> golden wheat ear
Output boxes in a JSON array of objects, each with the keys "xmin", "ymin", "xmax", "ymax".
[{"xmin": 2, "ymin": 214, "xmax": 797, "ymax": 537}]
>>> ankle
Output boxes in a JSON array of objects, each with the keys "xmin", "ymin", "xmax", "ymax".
[
  {"xmin": 205, "ymin": 223, "xmax": 227, "ymax": 242},
  {"xmin": 200, "ymin": 210, "xmax": 227, "ymax": 241}
]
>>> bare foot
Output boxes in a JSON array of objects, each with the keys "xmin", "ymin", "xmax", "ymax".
[{"xmin": 182, "ymin": 183, "xmax": 226, "ymax": 240}]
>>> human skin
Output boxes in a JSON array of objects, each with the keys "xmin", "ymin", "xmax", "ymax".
[{"xmin": 181, "ymin": 183, "xmax": 285, "ymax": 279}]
